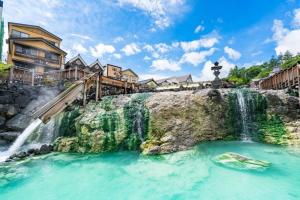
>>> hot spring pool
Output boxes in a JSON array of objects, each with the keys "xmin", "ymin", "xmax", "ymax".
[{"xmin": 1, "ymin": 141, "xmax": 300, "ymax": 200}]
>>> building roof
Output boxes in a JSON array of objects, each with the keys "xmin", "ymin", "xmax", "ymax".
[
  {"xmin": 156, "ymin": 74, "xmax": 192, "ymax": 84},
  {"xmin": 8, "ymin": 22, "xmax": 62, "ymax": 41},
  {"xmin": 122, "ymin": 68, "xmax": 139, "ymax": 77},
  {"xmin": 66, "ymin": 54, "xmax": 88, "ymax": 66},
  {"xmin": 9, "ymin": 37, "xmax": 67, "ymax": 55},
  {"xmin": 105, "ymin": 63, "xmax": 122, "ymax": 69},
  {"xmin": 139, "ymin": 78, "xmax": 157, "ymax": 85},
  {"xmin": 89, "ymin": 59, "xmax": 103, "ymax": 70}
]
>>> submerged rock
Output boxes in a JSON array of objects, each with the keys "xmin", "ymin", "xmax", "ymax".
[
  {"xmin": 8, "ymin": 144, "xmax": 54, "ymax": 162},
  {"xmin": 213, "ymin": 152, "xmax": 271, "ymax": 170}
]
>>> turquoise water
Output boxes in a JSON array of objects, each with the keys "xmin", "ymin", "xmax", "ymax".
[{"xmin": 1, "ymin": 141, "xmax": 300, "ymax": 200}]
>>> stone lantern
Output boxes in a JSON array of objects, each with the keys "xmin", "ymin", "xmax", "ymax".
[{"xmin": 211, "ymin": 61, "xmax": 222, "ymax": 89}]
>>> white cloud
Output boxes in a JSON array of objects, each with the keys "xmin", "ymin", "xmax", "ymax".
[
  {"xmin": 293, "ymin": 8, "xmax": 300, "ymax": 27},
  {"xmin": 143, "ymin": 44, "xmax": 155, "ymax": 52},
  {"xmin": 151, "ymin": 59, "xmax": 181, "ymax": 71},
  {"xmin": 180, "ymin": 37, "xmax": 219, "ymax": 52},
  {"xmin": 274, "ymin": 29, "xmax": 300, "ymax": 55},
  {"xmin": 224, "ymin": 46, "xmax": 241, "ymax": 60},
  {"xmin": 144, "ymin": 56, "xmax": 151, "ymax": 61},
  {"xmin": 194, "ymin": 25, "xmax": 204, "ymax": 33},
  {"xmin": 154, "ymin": 43, "xmax": 171, "ymax": 53},
  {"xmin": 118, "ymin": 0, "xmax": 186, "ymax": 29},
  {"xmin": 90, "ymin": 43, "xmax": 116, "ymax": 58},
  {"xmin": 180, "ymin": 48, "xmax": 216, "ymax": 66},
  {"xmin": 172, "ymin": 42, "xmax": 180, "ymax": 48},
  {"xmin": 2, "ymin": 26, "xmax": 8, "ymax": 61},
  {"xmin": 272, "ymin": 20, "xmax": 289, "ymax": 41},
  {"xmin": 70, "ymin": 33, "xmax": 93, "ymax": 41},
  {"xmin": 122, "ymin": 43, "xmax": 141, "ymax": 56},
  {"xmin": 199, "ymin": 57, "xmax": 235, "ymax": 81},
  {"xmin": 113, "ymin": 36, "xmax": 124, "ymax": 43},
  {"xmin": 272, "ymin": 17, "xmax": 300, "ymax": 55},
  {"xmin": 73, "ymin": 43, "xmax": 88, "ymax": 54},
  {"xmin": 140, "ymin": 73, "xmax": 167, "ymax": 80},
  {"xmin": 143, "ymin": 43, "xmax": 171, "ymax": 58},
  {"xmin": 113, "ymin": 53, "xmax": 122, "ymax": 59}
]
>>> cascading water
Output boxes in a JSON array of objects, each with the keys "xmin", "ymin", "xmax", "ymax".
[
  {"xmin": 236, "ymin": 90, "xmax": 252, "ymax": 142},
  {"xmin": 0, "ymin": 118, "xmax": 42, "ymax": 162},
  {"xmin": 133, "ymin": 104, "xmax": 144, "ymax": 142}
]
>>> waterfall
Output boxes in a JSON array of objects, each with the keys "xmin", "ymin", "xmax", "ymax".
[
  {"xmin": 133, "ymin": 104, "xmax": 144, "ymax": 142},
  {"xmin": 0, "ymin": 119, "xmax": 42, "ymax": 162},
  {"xmin": 236, "ymin": 90, "xmax": 252, "ymax": 142}
]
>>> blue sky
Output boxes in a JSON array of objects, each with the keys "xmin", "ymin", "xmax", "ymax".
[{"xmin": 3, "ymin": 0, "xmax": 300, "ymax": 81}]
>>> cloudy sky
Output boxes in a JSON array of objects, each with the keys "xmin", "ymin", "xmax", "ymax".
[{"xmin": 2, "ymin": 0, "xmax": 300, "ymax": 81}]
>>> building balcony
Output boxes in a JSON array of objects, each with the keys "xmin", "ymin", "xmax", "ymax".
[{"xmin": 14, "ymin": 51, "xmax": 60, "ymax": 65}]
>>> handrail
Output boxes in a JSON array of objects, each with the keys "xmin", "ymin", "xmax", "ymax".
[{"xmin": 32, "ymin": 73, "xmax": 98, "ymax": 123}]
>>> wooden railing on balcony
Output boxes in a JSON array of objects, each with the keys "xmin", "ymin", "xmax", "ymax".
[
  {"xmin": 4, "ymin": 66, "xmax": 138, "ymax": 92},
  {"xmin": 259, "ymin": 64, "xmax": 300, "ymax": 90}
]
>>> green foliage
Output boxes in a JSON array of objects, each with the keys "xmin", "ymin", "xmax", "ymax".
[
  {"xmin": 281, "ymin": 54, "xmax": 300, "ymax": 70},
  {"xmin": 0, "ymin": 62, "xmax": 12, "ymax": 77},
  {"xmin": 257, "ymin": 115, "xmax": 287, "ymax": 144},
  {"xmin": 226, "ymin": 52, "xmax": 300, "ymax": 86}
]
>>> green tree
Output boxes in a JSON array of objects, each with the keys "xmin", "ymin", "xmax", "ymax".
[{"xmin": 0, "ymin": 62, "xmax": 12, "ymax": 77}]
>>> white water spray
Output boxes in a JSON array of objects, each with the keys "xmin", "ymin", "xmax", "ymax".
[
  {"xmin": 236, "ymin": 90, "xmax": 252, "ymax": 142},
  {"xmin": 0, "ymin": 119, "xmax": 42, "ymax": 162}
]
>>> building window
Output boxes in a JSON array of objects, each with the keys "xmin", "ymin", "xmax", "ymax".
[
  {"xmin": 30, "ymin": 49, "xmax": 38, "ymax": 56},
  {"xmin": 45, "ymin": 52, "xmax": 59, "ymax": 61},
  {"xmin": 11, "ymin": 29, "xmax": 29, "ymax": 38},
  {"xmin": 51, "ymin": 54, "xmax": 58, "ymax": 61},
  {"xmin": 16, "ymin": 45, "xmax": 23, "ymax": 53}
]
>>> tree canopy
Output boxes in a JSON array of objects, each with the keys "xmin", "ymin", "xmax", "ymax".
[
  {"xmin": 226, "ymin": 51, "xmax": 300, "ymax": 86},
  {"xmin": 0, "ymin": 62, "xmax": 12, "ymax": 77}
]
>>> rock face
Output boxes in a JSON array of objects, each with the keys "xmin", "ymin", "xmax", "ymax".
[
  {"xmin": 54, "ymin": 89, "xmax": 300, "ymax": 155},
  {"xmin": 0, "ymin": 84, "xmax": 59, "ymax": 143},
  {"xmin": 257, "ymin": 90, "xmax": 300, "ymax": 145}
]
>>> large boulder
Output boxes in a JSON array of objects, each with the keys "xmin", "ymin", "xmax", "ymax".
[
  {"xmin": 0, "ymin": 131, "xmax": 21, "ymax": 142},
  {"xmin": 5, "ymin": 114, "xmax": 31, "ymax": 131},
  {"xmin": 0, "ymin": 116, "xmax": 5, "ymax": 127}
]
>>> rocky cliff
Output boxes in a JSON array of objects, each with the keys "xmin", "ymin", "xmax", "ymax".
[
  {"xmin": 0, "ymin": 84, "xmax": 59, "ymax": 145},
  {"xmin": 54, "ymin": 89, "xmax": 300, "ymax": 155}
]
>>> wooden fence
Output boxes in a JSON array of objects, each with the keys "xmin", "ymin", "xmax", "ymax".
[
  {"xmin": 260, "ymin": 64, "xmax": 300, "ymax": 90},
  {"xmin": 3, "ymin": 66, "xmax": 138, "ymax": 93}
]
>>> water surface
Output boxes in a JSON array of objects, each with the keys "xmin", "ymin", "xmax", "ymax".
[{"xmin": 1, "ymin": 141, "xmax": 300, "ymax": 200}]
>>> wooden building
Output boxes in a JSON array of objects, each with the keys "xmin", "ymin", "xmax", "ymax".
[
  {"xmin": 89, "ymin": 59, "xmax": 103, "ymax": 74},
  {"xmin": 7, "ymin": 22, "xmax": 67, "ymax": 75},
  {"xmin": 103, "ymin": 64, "xmax": 122, "ymax": 80},
  {"xmin": 156, "ymin": 74, "xmax": 193, "ymax": 86},
  {"xmin": 121, "ymin": 68, "xmax": 139, "ymax": 83},
  {"xmin": 138, "ymin": 78, "xmax": 158, "ymax": 90},
  {"xmin": 64, "ymin": 54, "xmax": 90, "ymax": 80}
]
